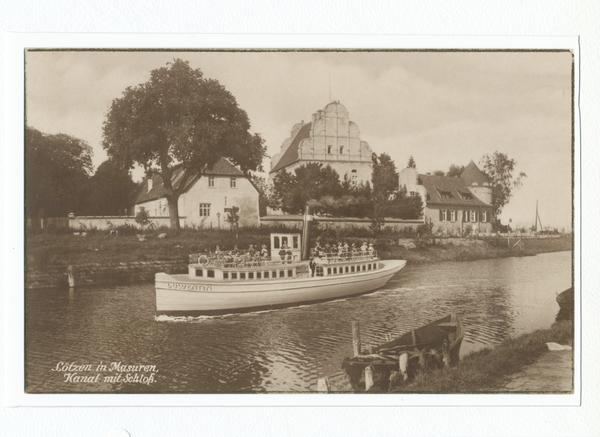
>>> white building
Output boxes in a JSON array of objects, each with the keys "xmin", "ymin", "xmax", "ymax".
[
  {"xmin": 269, "ymin": 101, "xmax": 373, "ymax": 187},
  {"xmin": 133, "ymin": 158, "xmax": 260, "ymax": 228}
]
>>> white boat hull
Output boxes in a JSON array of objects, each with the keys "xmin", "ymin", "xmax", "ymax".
[{"xmin": 155, "ymin": 260, "xmax": 406, "ymax": 314}]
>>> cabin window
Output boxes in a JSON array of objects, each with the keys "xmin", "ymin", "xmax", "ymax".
[
  {"xmin": 345, "ymin": 266, "xmax": 349, "ymax": 273},
  {"xmin": 230, "ymin": 178, "xmax": 237, "ymax": 188},
  {"xmin": 248, "ymin": 272, "xmax": 254, "ymax": 279},
  {"xmin": 362, "ymin": 265, "xmax": 367, "ymax": 271},
  {"xmin": 333, "ymin": 267, "xmax": 337, "ymax": 274},
  {"xmin": 195, "ymin": 269, "xmax": 203, "ymax": 277},
  {"xmin": 256, "ymin": 272, "xmax": 261, "ymax": 279},
  {"xmin": 327, "ymin": 268, "xmax": 332, "ymax": 275},
  {"xmin": 274, "ymin": 237, "xmax": 280, "ymax": 249},
  {"xmin": 232, "ymin": 272, "xmax": 237, "ymax": 279},
  {"xmin": 240, "ymin": 272, "xmax": 246, "ymax": 279},
  {"xmin": 368, "ymin": 264, "xmax": 372, "ymax": 270},
  {"xmin": 223, "ymin": 272, "xmax": 229, "ymax": 279},
  {"xmin": 281, "ymin": 236, "xmax": 288, "ymax": 247},
  {"xmin": 351, "ymin": 266, "xmax": 355, "ymax": 272},
  {"xmin": 208, "ymin": 177, "xmax": 215, "ymax": 188},
  {"xmin": 272, "ymin": 271, "xmax": 277, "ymax": 278},
  {"xmin": 293, "ymin": 236, "xmax": 299, "ymax": 249},
  {"xmin": 288, "ymin": 270, "xmax": 293, "ymax": 277},
  {"xmin": 279, "ymin": 270, "xmax": 285, "ymax": 278},
  {"xmin": 207, "ymin": 270, "xmax": 215, "ymax": 278},
  {"xmin": 199, "ymin": 203, "xmax": 211, "ymax": 217}
]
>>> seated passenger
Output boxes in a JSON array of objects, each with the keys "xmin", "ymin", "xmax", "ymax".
[
  {"xmin": 261, "ymin": 244, "xmax": 268, "ymax": 258},
  {"xmin": 361, "ymin": 242, "xmax": 368, "ymax": 252}
]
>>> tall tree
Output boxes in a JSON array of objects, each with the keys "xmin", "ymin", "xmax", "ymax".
[
  {"xmin": 446, "ymin": 164, "xmax": 465, "ymax": 177},
  {"xmin": 371, "ymin": 153, "xmax": 399, "ymax": 231},
  {"xmin": 271, "ymin": 163, "xmax": 342, "ymax": 214},
  {"xmin": 479, "ymin": 151, "xmax": 527, "ymax": 215},
  {"xmin": 83, "ymin": 159, "xmax": 139, "ymax": 215},
  {"xmin": 25, "ymin": 126, "xmax": 93, "ymax": 217},
  {"xmin": 250, "ymin": 174, "xmax": 272, "ymax": 217},
  {"xmin": 407, "ymin": 155, "xmax": 416, "ymax": 169},
  {"xmin": 102, "ymin": 59, "xmax": 266, "ymax": 230}
]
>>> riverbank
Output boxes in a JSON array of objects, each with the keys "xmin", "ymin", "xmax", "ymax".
[{"xmin": 27, "ymin": 228, "xmax": 572, "ymax": 268}]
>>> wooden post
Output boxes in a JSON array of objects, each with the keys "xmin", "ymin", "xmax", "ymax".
[
  {"xmin": 352, "ymin": 322, "xmax": 361, "ymax": 357},
  {"xmin": 365, "ymin": 365, "xmax": 375, "ymax": 391},
  {"xmin": 399, "ymin": 352, "xmax": 409, "ymax": 381},
  {"xmin": 68, "ymin": 265, "xmax": 75, "ymax": 288},
  {"xmin": 317, "ymin": 377, "xmax": 330, "ymax": 392}
]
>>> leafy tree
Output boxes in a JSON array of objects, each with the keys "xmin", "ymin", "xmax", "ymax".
[
  {"xmin": 271, "ymin": 163, "xmax": 342, "ymax": 214},
  {"xmin": 407, "ymin": 155, "xmax": 416, "ymax": 169},
  {"xmin": 480, "ymin": 151, "xmax": 527, "ymax": 215},
  {"xmin": 388, "ymin": 187, "xmax": 423, "ymax": 220},
  {"xmin": 135, "ymin": 206, "xmax": 151, "ymax": 228},
  {"xmin": 250, "ymin": 174, "xmax": 273, "ymax": 217},
  {"xmin": 25, "ymin": 126, "xmax": 93, "ymax": 217},
  {"xmin": 82, "ymin": 159, "xmax": 138, "ymax": 215},
  {"xmin": 446, "ymin": 164, "xmax": 465, "ymax": 177},
  {"xmin": 433, "ymin": 170, "xmax": 445, "ymax": 176},
  {"xmin": 226, "ymin": 206, "xmax": 240, "ymax": 230},
  {"xmin": 102, "ymin": 59, "xmax": 266, "ymax": 230},
  {"xmin": 370, "ymin": 153, "xmax": 399, "ymax": 230}
]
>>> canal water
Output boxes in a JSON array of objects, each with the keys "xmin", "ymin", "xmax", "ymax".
[{"xmin": 25, "ymin": 251, "xmax": 572, "ymax": 393}]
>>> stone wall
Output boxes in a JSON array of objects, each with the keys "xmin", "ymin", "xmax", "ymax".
[
  {"xmin": 261, "ymin": 215, "xmax": 424, "ymax": 232},
  {"xmin": 26, "ymin": 260, "xmax": 188, "ymax": 290},
  {"xmin": 69, "ymin": 215, "xmax": 187, "ymax": 231}
]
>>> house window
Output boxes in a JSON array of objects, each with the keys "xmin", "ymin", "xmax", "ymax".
[
  {"xmin": 470, "ymin": 210, "xmax": 477, "ymax": 222},
  {"xmin": 439, "ymin": 190, "xmax": 453, "ymax": 199},
  {"xmin": 230, "ymin": 178, "xmax": 237, "ymax": 188},
  {"xmin": 339, "ymin": 145, "xmax": 344, "ymax": 154},
  {"xmin": 440, "ymin": 210, "xmax": 448, "ymax": 221},
  {"xmin": 351, "ymin": 175, "xmax": 358, "ymax": 186},
  {"xmin": 208, "ymin": 177, "xmax": 215, "ymax": 188},
  {"xmin": 482, "ymin": 211, "xmax": 488, "ymax": 223},
  {"xmin": 450, "ymin": 210, "xmax": 456, "ymax": 222},
  {"xmin": 199, "ymin": 203, "xmax": 211, "ymax": 217},
  {"xmin": 460, "ymin": 191, "xmax": 473, "ymax": 200},
  {"xmin": 327, "ymin": 145, "xmax": 333, "ymax": 154}
]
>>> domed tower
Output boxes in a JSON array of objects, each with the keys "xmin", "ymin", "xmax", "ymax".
[{"xmin": 461, "ymin": 160, "xmax": 493, "ymax": 205}]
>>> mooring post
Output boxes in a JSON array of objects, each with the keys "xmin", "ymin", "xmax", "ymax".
[
  {"xmin": 67, "ymin": 265, "xmax": 75, "ymax": 288},
  {"xmin": 317, "ymin": 377, "xmax": 330, "ymax": 392},
  {"xmin": 365, "ymin": 365, "xmax": 375, "ymax": 391},
  {"xmin": 352, "ymin": 321, "xmax": 361, "ymax": 357},
  {"xmin": 399, "ymin": 352, "xmax": 409, "ymax": 381}
]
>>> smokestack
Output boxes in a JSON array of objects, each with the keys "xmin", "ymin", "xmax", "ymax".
[{"xmin": 301, "ymin": 205, "xmax": 313, "ymax": 261}]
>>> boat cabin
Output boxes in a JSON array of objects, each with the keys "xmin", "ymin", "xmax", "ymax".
[{"xmin": 187, "ymin": 232, "xmax": 380, "ymax": 282}]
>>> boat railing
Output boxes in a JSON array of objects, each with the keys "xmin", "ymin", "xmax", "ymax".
[
  {"xmin": 313, "ymin": 250, "xmax": 378, "ymax": 264},
  {"xmin": 189, "ymin": 253, "xmax": 302, "ymax": 269}
]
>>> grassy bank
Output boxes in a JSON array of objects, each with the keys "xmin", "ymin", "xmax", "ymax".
[
  {"xmin": 26, "ymin": 226, "xmax": 572, "ymax": 268},
  {"xmin": 390, "ymin": 319, "xmax": 573, "ymax": 393}
]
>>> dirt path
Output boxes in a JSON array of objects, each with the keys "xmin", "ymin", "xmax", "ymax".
[{"xmin": 499, "ymin": 349, "xmax": 573, "ymax": 392}]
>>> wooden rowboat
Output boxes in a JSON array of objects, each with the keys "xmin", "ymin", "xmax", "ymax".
[
  {"xmin": 556, "ymin": 287, "xmax": 574, "ymax": 310},
  {"xmin": 340, "ymin": 314, "xmax": 463, "ymax": 391}
]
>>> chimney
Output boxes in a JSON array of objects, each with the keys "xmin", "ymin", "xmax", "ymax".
[{"xmin": 311, "ymin": 113, "xmax": 316, "ymax": 122}]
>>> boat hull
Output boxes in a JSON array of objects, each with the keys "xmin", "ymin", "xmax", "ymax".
[{"xmin": 156, "ymin": 260, "xmax": 406, "ymax": 314}]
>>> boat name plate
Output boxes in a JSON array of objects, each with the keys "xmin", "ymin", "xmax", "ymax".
[{"xmin": 167, "ymin": 282, "xmax": 213, "ymax": 292}]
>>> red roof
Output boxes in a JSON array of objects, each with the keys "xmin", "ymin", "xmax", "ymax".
[
  {"xmin": 134, "ymin": 157, "xmax": 245, "ymax": 204},
  {"xmin": 270, "ymin": 123, "xmax": 311, "ymax": 173}
]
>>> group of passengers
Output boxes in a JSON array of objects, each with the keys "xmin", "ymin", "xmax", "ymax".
[
  {"xmin": 212, "ymin": 244, "xmax": 270, "ymax": 262},
  {"xmin": 311, "ymin": 240, "xmax": 374, "ymax": 259}
]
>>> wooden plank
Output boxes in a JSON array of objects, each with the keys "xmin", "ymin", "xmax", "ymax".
[{"xmin": 352, "ymin": 321, "xmax": 361, "ymax": 357}]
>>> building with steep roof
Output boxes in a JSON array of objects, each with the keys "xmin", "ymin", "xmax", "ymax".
[
  {"xmin": 269, "ymin": 101, "xmax": 373, "ymax": 189},
  {"xmin": 399, "ymin": 160, "xmax": 495, "ymax": 234},
  {"xmin": 133, "ymin": 157, "xmax": 260, "ymax": 228}
]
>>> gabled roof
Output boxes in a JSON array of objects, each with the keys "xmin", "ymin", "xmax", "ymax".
[
  {"xmin": 134, "ymin": 157, "xmax": 245, "ymax": 204},
  {"xmin": 460, "ymin": 160, "xmax": 490, "ymax": 186},
  {"xmin": 418, "ymin": 174, "xmax": 491, "ymax": 208},
  {"xmin": 270, "ymin": 123, "xmax": 311, "ymax": 173}
]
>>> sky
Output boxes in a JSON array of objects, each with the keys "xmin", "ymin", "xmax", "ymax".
[{"xmin": 25, "ymin": 50, "xmax": 573, "ymax": 230}]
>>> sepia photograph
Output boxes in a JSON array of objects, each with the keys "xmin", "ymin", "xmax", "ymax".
[{"xmin": 21, "ymin": 47, "xmax": 575, "ymax": 397}]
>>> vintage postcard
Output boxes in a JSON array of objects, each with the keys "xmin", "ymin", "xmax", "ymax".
[{"xmin": 5, "ymin": 34, "xmax": 580, "ymax": 407}]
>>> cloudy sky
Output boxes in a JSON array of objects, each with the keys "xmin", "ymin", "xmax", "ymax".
[{"xmin": 25, "ymin": 50, "xmax": 573, "ymax": 230}]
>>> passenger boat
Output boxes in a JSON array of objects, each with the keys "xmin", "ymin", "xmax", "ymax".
[
  {"xmin": 340, "ymin": 314, "xmax": 463, "ymax": 391},
  {"xmin": 556, "ymin": 287, "xmax": 574, "ymax": 310},
  {"xmin": 155, "ymin": 207, "xmax": 407, "ymax": 315}
]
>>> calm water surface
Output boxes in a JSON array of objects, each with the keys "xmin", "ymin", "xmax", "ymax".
[{"xmin": 25, "ymin": 251, "xmax": 572, "ymax": 393}]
